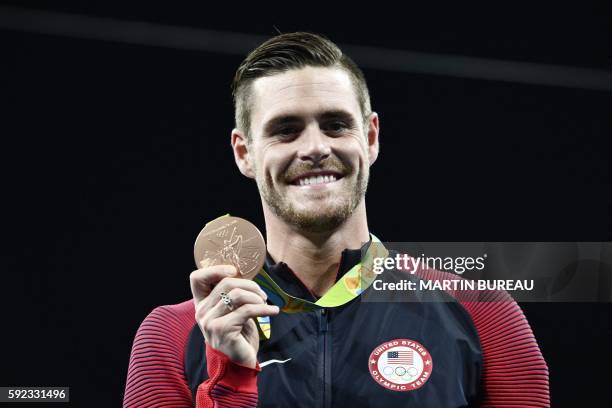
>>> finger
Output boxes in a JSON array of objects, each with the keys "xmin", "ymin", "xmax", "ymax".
[
  {"xmin": 241, "ymin": 319, "xmax": 258, "ymax": 344},
  {"xmin": 200, "ymin": 304, "xmax": 275, "ymax": 347},
  {"xmin": 200, "ymin": 295, "xmax": 233, "ymax": 322},
  {"xmin": 198, "ymin": 278, "xmax": 267, "ymax": 317},
  {"xmin": 209, "ymin": 277, "xmax": 267, "ymax": 304},
  {"xmin": 227, "ymin": 287, "xmax": 266, "ymax": 308},
  {"xmin": 198, "ymin": 288, "xmax": 265, "ymax": 322},
  {"xmin": 189, "ymin": 264, "xmax": 237, "ymax": 304},
  {"xmin": 217, "ymin": 303, "xmax": 280, "ymax": 329}
]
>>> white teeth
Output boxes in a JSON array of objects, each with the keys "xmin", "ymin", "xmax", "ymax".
[{"xmin": 297, "ymin": 174, "xmax": 338, "ymax": 186}]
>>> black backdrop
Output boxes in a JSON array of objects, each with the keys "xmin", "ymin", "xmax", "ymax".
[{"xmin": 2, "ymin": 2, "xmax": 611, "ymax": 407}]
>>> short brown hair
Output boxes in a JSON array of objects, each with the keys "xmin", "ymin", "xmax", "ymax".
[{"xmin": 231, "ymin": 32, "xmax": 371, "ymax": 140}]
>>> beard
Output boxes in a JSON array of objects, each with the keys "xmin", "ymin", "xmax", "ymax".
[{"xmin": 255, "ymin": 156, "xmax": 369, "ymax": 233}]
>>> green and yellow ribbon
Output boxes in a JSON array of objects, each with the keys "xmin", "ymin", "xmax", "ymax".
[
  {"xmin": 254, "ymin": 234, "xmax": 388, "ymax": 339},
  {"xmin": 200, "ymin": 214, "xmax": 388, "ymax": 340}
]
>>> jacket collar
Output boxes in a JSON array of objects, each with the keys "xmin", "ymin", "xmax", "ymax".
[{"xmin": 263, "ymin": 237, "xmax": 372, "ymax": 302}]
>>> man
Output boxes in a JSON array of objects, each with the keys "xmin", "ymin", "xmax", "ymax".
[{"xmin": 124, "ymin": 32, "xmax": 549, "ymax": 407}]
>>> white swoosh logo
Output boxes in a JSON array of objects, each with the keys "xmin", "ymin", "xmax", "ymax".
[{"xmin": 260, "ymin": 358, "xmax": 292, "ymax": 368}]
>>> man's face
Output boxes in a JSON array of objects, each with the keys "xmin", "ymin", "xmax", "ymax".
[{"xmin": 235, "ymin": 66, "xmax": 379, "ymax": 233}]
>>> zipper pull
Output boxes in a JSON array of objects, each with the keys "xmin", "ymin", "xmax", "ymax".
[{"xmin": 319, "ymin": 309, "xmax": 328, "ymax": 332}]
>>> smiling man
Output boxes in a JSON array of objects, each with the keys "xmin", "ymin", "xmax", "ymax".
[
  {"xmin": 235, "ymin": 62, "xmax": 378, "ymax": 297},
  {"xmin": 124, "ymin": 32, "xmax": 549, "ymax": 408}
]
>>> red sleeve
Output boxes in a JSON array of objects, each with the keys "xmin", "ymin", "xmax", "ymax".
[
  {"xmin": 123, "ymin": 304, "xmax": 193, "ymax": 407},
  {"xmin": 415, "ymin": 268, "xmax": 550, "ymax": 407},
  {"xmin": 123, "ymin": 300, "xmax": 260, "ymax": 408},
  {"xmin": 195, "ymin": 344, "xmax": 260, "ymax": 408},
  {"xmin": 462, "ymin": 292, "xmax": 550, "ymax": 407}
]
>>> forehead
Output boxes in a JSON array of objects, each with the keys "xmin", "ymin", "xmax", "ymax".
[{"xmin": 250, "ymin": 66, "xmax": 361, "ymax": 128}]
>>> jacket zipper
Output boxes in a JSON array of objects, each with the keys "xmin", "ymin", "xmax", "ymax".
[{"xmin": 319, "ymin": 308, "xmax": 332, "ymax": 408}]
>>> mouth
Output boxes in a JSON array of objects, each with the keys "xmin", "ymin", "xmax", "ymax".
[{"xmin": 289, "ymin": 171, "xmax": 344, "ymax": 187}]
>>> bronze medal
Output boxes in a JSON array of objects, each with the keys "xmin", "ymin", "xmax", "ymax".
[{"xmin": 194, "ymin": 216, "xmax": 266, "ymax": 280}]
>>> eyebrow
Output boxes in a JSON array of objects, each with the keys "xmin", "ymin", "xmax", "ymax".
[
  {"xmin": 318, "ymin": 110, "xmax": 356, "ymax": 125},
  {"xmin": 263, "ymin": 115, "xmax": 303, "ymax": 134},
  {"xmin": 263, "ymin": 109, "xmax": 357, "ymax": 134}
]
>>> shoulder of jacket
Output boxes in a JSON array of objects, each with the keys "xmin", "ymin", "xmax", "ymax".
[{"xmin": 139, "ymin": 299, "xmax": 196, "ymax": 338}]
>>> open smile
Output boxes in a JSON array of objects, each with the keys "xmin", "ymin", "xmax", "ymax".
[{"xmin": 289, "ymin": 171, "xmax": 344, "ymax": 187}]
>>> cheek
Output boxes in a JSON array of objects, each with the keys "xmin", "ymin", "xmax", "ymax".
[
  {"xmin": 257, "ymin": 147, "xmax": 292, "ymax": 181},
  {"xmin": 335, "ymin": 138, "xmax": 368, "ymax": 170}
]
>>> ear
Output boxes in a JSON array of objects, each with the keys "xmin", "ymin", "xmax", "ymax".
[
  {"xmin": 365, "ymin": 112, "xmax": 380, "ymax": 166},
  {"xmin": 231, "ymin": 129, "xmax": 255, "ymax": 179}
]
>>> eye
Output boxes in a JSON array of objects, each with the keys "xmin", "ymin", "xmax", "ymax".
[
  {"xmin": 274, "ymin": 126, "xmax": 300, "ymax": 138},
  {"xmin": 322, "ymin": 121, "xmax": 349, "ymax": 133}
]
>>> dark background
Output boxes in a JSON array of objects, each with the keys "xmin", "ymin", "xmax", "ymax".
[{"xmin": 1, "ymin": 2, "xmax": 611, "ymax": 407}]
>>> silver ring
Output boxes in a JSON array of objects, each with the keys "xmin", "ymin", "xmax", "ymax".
[{"xmin": 219, "ymin": 292, "xmax": 233, "ymax": 311}]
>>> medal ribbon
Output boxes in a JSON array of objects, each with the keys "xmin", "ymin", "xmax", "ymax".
[
  {"xmin": 253, "ymin": 234, "xmax": 388, "ymax": 339},
  {"xmin": 199, "ymin": 214, "xmax": 388, "ymax": 340}
]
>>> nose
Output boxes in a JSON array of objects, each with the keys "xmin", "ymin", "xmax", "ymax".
[{"xmin": 297, "ymin": 123, "xmax": 331, "ymax": 164}]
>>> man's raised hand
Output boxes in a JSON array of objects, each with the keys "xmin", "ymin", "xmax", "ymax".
[{"xmin": 190, "ymin": 264, "xmax": 279, "ymax": 368}]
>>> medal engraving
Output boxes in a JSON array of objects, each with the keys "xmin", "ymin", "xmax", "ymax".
[{"xmin": 194, "ymin": 216, "xmax": 266, "ymax": 280}]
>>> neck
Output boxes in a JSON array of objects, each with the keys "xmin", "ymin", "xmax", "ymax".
[{"xmin": 264, "ymin": 202, "xmax": 370, "ymax": 297}]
